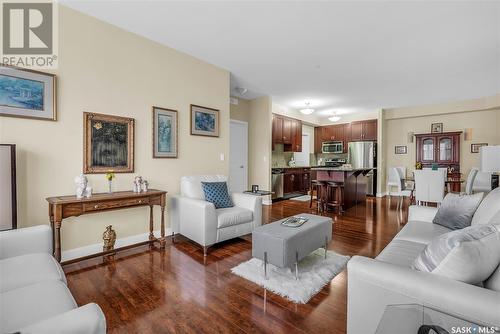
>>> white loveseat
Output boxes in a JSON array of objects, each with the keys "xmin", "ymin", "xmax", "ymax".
[
  {"xmin": 0, "ymin": 225, "xmax": 106, "ymax": 334},
  {"xmin": 347, "ymin": 188, "xmax": 500, "ymax": 334},
  {"xmin": 170, "ymin": 175, "xmax": 262, "ymax": 255}
]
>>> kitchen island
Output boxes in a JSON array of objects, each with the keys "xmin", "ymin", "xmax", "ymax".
[{"xmin": 311, "ymin": 167, "xmax": 375, "ymax": 210}]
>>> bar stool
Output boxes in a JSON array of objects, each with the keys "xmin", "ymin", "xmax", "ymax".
[
  {"xmin": 326, "ymin": 181, "xmax": 344, "ymax": 214},
  {"xmin": 310, "ymin": 180, "xmax": 327, "ymax": 213}
]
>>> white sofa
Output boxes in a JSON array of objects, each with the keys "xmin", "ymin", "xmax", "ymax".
[
  {"xmin": 347, "ymin": 188, "xmax": 500, "ymax": 334},
  {"xmin": 170, "ymin": 175, "xmax": 262, "ymax": 255},
  {"xmin": 0, "ymin": 225, "xmax": 106, "ymax": 334}
]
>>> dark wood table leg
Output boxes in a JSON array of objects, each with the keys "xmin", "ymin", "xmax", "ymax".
[
  {"xmin": 54, "ymin": 220, "xmax": 62, "ymax": 262},
  {"xmin": 159, "ymin": 205, "xmax": 166, "ymax": 248},
  {"xmin": 149, "ymin": 205, "xmax": 155, "ymax": 241}
]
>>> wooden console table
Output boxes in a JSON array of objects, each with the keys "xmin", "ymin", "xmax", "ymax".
[{"xmin": 46, "ymin": 189, "xmax": 167, "ymax": 263}]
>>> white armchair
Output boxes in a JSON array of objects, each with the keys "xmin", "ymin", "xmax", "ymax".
[
  {"xmin": 170, "ymin": 175, "xmax": 262, "ymax": 256},
  {"xmin": 0, "ymin": 225, "xmax": 106, "ymax": 333}
]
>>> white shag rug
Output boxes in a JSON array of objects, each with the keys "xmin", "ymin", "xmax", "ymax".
[{"xmin": 231, "ymin": 249, "xmax": 350, "ymax": 304}]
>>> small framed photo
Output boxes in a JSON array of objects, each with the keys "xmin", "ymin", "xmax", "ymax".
[
  {"xmin": 395, "ymin": 145, "xmax": 407, "ymax": 154},
  {"xmin": 471, "ymin": 143, "xmax": 488, "ymax": 154},
  {"xmin": 431, "ymin": 123, "xmax": 443, "ymax": 133},
  {"xmin": 190, "ymin": 104, "xmax": 219, "ymax": 137},
  {"xmin": 0, "ymin": 65, "xmax": 56, "ymax": 121},
  {"xmin": 152, "ymin": 106, "xmax": 178, "ymax": 158},
  {"xmin": 83, "ymin": 112, "xmax": 135, "ymax": 173}
]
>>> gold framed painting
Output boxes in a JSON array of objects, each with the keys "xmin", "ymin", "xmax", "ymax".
[
  {"xmin": 190, "ymin": 104, "xmax": 219, "ymax": 137},
  {"xmin": 0, "ymin": 65, "xmax": 56, "ymax": 121},
  {"xmin": 83, "ymin": 112, "xmax": 135, "ymax": 173},
  {"xmin": 152, "ymin": 106, "xmax": 178, "ymax": 158}
]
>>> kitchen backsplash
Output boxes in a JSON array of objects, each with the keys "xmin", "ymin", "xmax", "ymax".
[{"xmin": 272, "ymin": 144, "xmax": 347, "ymax": 167}]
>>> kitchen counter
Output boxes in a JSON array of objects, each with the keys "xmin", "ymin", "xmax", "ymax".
[
  {"xmin": 272, "ymin": 166, "xmax": 319, "ymax": 169},
  {"xmin": 311, "ymin": 167, "xmax": 375, "ymax": 172}
]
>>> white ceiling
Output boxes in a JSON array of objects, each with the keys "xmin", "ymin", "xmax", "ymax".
[{"xmin": 62, "ymin": 1, "xmax": 500, "ymax": 119}]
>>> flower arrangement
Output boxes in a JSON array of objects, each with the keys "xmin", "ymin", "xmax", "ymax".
[
  {"xmin": 105, "ymin": 171, "xmax": 115, "ymax": 193},
  {"xmin": 415, "ymin": 162, "xmax": 422, "ymax": 170}
]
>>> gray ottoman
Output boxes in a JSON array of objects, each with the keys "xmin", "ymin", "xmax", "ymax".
[{"xmin": 252, "ymin": 213, "xmax": 332, "ymax": 280}]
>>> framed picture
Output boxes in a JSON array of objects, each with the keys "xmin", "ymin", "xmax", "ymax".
[
  {"xmin": 395, "ymin": 145, "xmax": 407, "ymax": 154},
  {"xmin": 83, "ymin": 112, "xmax": 134, "ymax": 173},
  {"xmin": 431, "ymin": 123, "xmax": 443, "ymax": 133},
  {"xmin": 190, "ymin": 104, "xmax": 219, "ymax": 137},
  {"xmin": 471, "ymin": 143, "xmax": 488, "ymax": 154},
  {"xmin": 0, "ymin": 65, "xmax": 56, "ymax": 121},
  {"xmin": 152, "ymin": 106, "xmax": 178, "ymax": 158}
]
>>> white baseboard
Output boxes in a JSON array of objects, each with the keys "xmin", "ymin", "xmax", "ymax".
[
  {"xmin": 61, "ymin": 228, "xmax": 172, "ymax": 262},
  {"xmin": 376, "ymin": 192, "xmax": 387, "ymax": 197}
]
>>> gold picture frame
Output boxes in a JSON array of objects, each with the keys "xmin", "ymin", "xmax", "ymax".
[{"xmin": 83, "ymin": 112, "xmax": 134, "ymax": 173}]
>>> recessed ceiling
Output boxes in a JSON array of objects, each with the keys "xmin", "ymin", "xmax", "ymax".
[{"xmin": 61, "ymin": 1, "xmax": 500, "ymax": 118}]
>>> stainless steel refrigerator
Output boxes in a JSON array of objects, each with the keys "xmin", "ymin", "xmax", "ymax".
[{"xmin": 347, "ymin": 141, "xmax": 377, "ymax": 196}]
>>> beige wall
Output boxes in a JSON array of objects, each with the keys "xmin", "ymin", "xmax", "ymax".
[
  {"xmin": 383, "ymin": 97, "xmax": 500, "ymax": 193},
  {"xmin": 230, "ymin": 97, "xmax": 251, "ymax": 123},
  {"xmin": 248, "ymin": 96, "xmax": 272, "ymax": 193},
  {"xmin": 0, "ymin": 6, "xmax": 230, "ymax": 253}
]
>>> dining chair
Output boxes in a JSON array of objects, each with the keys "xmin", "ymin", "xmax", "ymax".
[
  {"xmin": 414, "ymin": 169, "xmax": 446, "ymax": 206},
  {"xmin": 464, "ymin": 168, "xmax": 479, "ymax": 195},
  {"xmin": 387, "ymin": 167, "xmax": 412, "ymax": 211}
]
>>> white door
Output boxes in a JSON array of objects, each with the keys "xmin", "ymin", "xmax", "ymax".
[{"xmin": 229, "ymin": 120, "xmax": 248, "ymax": 193}]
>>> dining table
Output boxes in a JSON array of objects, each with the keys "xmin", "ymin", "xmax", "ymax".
[{"xmin": 405, "ymin": 176, "xmax": 465, "ymax": 203}]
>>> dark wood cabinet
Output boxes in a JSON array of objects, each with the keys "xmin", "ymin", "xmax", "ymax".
[
  {"xmin": 272, "ymin": 115, "xmax": 283, "ymax": 144},
  {"xmin": 272, "ymin": 114, "xmax": 303, "ymax": 152},
  {"xmin": 350, "ymin": 120, "xmax": 377, "ymax": 141},
  {"xmin": 415, "ymin": 132, "xmax": 461, "ymax": 169},
  {"xmin": 314, "ymin": 120, "xmax": 375, "ymax": 153},
  {"xmin": 282, "ymin": 117, "xmax": 292, "ymax": 144},
  {"xmin": 415, "ymin": 132, "xmax": 462, "ymax": 191},
  {"xmin": 283, "ymin": 168, "xmax": 310, "ymax": 195}
]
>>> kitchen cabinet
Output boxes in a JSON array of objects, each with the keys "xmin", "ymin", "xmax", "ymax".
[
  {"xmin": 283, "ymin": 168, "xmax": 310, "ymax": 195},
  {"xmin": 272, "ymin": 114, "xmax": 303, "ymax": 152},
  {"xmin": 314, "ymin": 127, "xmax": 323, "ymax": 153},
  {"xmin": 272, "ymin": 115, "xmax": 283, "ymax": 144},
  {"xmin": 314, "ymin": 124, "xmax": 349, "ymax": 153},
  {"xmin": 348, "ymin": 120, "xmax": 377, "ymax": 141}
]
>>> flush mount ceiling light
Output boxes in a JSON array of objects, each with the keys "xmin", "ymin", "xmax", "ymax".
[
  {"xmin": 300, "ymin": 102, "xmax": 314, "ymax": 115},
  {"xmin": 328, "ymin": 111, "xmax": 341, "ymax": 122}
]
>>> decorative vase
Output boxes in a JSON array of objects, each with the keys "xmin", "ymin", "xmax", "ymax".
[{"xmin": 108, "ymin": 180, "xmax": 113, "ymax": 193}]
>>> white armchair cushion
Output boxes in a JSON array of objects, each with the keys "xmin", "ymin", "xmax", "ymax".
[
  {"xmin": 408, "ymin": 205, "xmax": 439, "ymax": 224},
  {"xmin": 0, "ymin": 225, "xmax": 52, "ymax": 259},
  {"xmin": 484, "ymin": 263, "xmax": 500, "ymax": 291},
  {"xmin": 0, "ymin": 280, "xmax": 77, "ymax": 333},
  {"xmin": 376, "ymin": 239, "xmax": 426, "ymax": 267},
  {"xmin": 19, "ymin": 303, "xmax": 106, "ymax": 334},
  {"xmin": 217, "ymin": 207, "xmax": 253, "ymax": 228},
  {"xmin": 180, "ymin": 175, "xmax": 227, "ymax": 199},
  {"xmin": 394, "ymin": 220, "xmax": 452, "ymax": 244},
  {"xmin": 0, "ymin": 253, "xmax": 66, "ymax": 293},
  {"xmin": 471, "ymin": 187, "xmax": 500, "ymax": 225}
]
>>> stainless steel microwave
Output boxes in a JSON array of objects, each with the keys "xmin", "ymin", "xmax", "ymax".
[{"xmin": 322, "ymin": 141, "xmax": 343, "ymax": 154}]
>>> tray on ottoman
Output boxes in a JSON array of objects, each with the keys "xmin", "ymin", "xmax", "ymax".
[{"xmin": 252, "ymin": 213, "xmax": 332, "ymax": 280}]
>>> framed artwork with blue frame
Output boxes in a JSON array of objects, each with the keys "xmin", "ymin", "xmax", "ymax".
[
  {"xmin": 0, "ymin": 65, "xmax": 56, "ymax": 121},
  {"xmin": 153, "ymin": 106, "xmax": 178, "ymax": 158},
  {"xmin": 190, "ymin": 104, "xmax": 219, "ymax": 137}
]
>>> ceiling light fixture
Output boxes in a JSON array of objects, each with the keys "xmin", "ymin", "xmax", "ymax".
[
  {"xmin": 300, "ymin": 102, "xmax": 314, "ymax": 115},
  {"xmin": 328, "ymin": 111, "xmax": 341, "ymax": 122}
]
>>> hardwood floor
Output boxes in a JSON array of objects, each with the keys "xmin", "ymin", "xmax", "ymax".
[{"xmin": 63, "ymin": 197, "xmax": 409, "ymax": 334}]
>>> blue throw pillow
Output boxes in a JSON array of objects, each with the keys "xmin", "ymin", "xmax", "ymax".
[{"xmin": 201, "ymin": 182, "xmax": 234, "ymax": 209}]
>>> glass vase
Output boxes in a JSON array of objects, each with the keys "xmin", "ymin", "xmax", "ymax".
[{"xmin": 108, "ymin": 180, "xmax": 113, "ymax": 194}]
